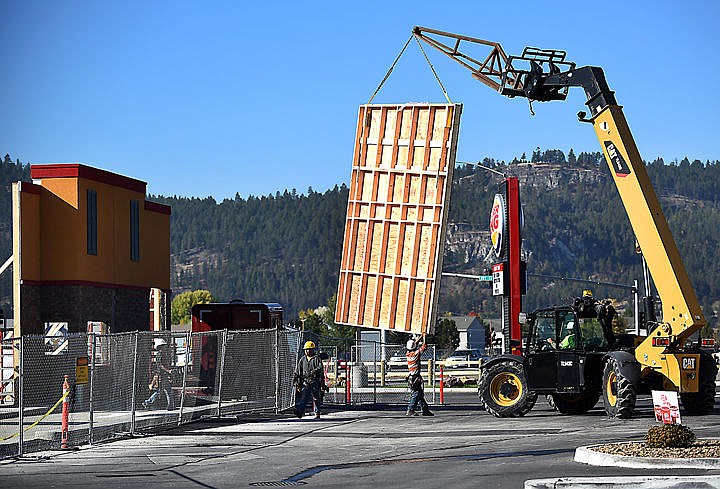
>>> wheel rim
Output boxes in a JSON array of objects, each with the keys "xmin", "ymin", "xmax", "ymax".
[
  {"xmin": 606, "ymin": 371, "xmax": 617, "ymax": 406},
  {"xmin": 489, "ymin": 372, "xmax": 522, "ymax": 406}
]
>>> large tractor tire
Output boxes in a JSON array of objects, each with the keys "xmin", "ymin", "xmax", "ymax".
[
  {"xmin": 602, "ymin": 357, "xmax": 636, "ymax": 418},
  {"xmin": 550, "ymin": 392, "xmax": 600, "ymax": 415},
  {"xmin": 680, "ymin": 351, "xmax": 718, "ymax": 415},
  {"xmin": 478, "ymin": 360, "xmax": 537, "ymax": 417}
]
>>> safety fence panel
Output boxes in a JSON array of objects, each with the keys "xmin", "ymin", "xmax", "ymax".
[
  {"xmin": 177, "ymin": 330, "xmax": 225, "ymax": 425},
  {"xmin": 87, "ymin": 332, "xmax": 137, "ymax": 444},
  {"xmin": 18, "ymin": 334, "xmax": 91, "ymax": 456},
  {"xmin": 348, "ymin": 343, "xmax": 436, "ymax": 406},
  {"xmin": 218, "ymin": 329, "xmax": 277, "ymax": 416},
  {"xmin": 277, "ymin": 330, "xmax": 301, "ymax": 412},
  {"xmin": 319, "ymin": 346, "xmax": 343, "ymax": 405},
  {"xmin": 0, "ymin": 337, "xmax": 20, "ymax": 457}
]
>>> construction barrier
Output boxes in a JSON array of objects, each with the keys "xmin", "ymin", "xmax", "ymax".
[
  {"xmin": 0, "ymin": 329, "xmax": 301, "ymax": 460},
  {"xmin": 1, "ymin": 329, "xmax": 463, "ymax": 460}
]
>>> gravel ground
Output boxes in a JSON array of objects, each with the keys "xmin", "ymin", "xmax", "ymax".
[{"xmin": 590, "ymin": 439, "xmax": 720, "ymax": 459}]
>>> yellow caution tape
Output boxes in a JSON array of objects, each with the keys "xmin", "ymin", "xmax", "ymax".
[{"xmin": 0, "ymin": 390, "xmax": 71, "ymax": 442}]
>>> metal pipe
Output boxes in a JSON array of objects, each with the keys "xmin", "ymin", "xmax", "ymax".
[
  {"xmin": 130, "ymin": 332, "xmax": 138, "ymax": 434},
  {"xmin": 216, "ymin": 330, "xmax": 228, "ymax": 418},
  {"xmin": 634, "ymin": 280, "xmax": 640, "ymax": 335},
  {"xmin": 88, "ymin": 334, "xmax": 96, "ymax": 444},
  {"xmin": 178, "ymin": 331, "xmax": 189, "ymax": 425},
  {"xmin": 18, "ymin": 336, "xmax": 24, "ymax": 457}
]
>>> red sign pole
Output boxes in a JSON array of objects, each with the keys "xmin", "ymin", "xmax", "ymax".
[{"xmin": 506, "ymin": 178, "xmax": 523, "ymax": 355}]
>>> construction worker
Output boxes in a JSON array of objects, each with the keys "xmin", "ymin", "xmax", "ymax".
[
  {"xmin": 293, "ymin": 340, "xmax": 326, "ymax": 419},
  {"xmin": 405, "ymin": 334, "xmax": 433, "ymax": 416},
  {"xmin": 143, "ymin": 338, "xmax": 175, "ymax": 410},
  {"xmin": 559, "ymin": 321, "xmax": 576, "ymax": 349}
]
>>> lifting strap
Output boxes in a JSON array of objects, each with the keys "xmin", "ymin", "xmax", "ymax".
[{"xmin": 368, "ymin": 34, "xmax": 453, "ymax": 105}]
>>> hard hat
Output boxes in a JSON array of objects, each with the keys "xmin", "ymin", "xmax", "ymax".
[
  {"xmin": 406, "ymin": 339, "xmax": 416, "ymax": 350},
  {"xmin": 153, "ymin": 338, "xmax": 167, "ymax": 348},
  {"xmin": 566, "ymin": 321, "xmax": 574, "ymax": 330},
  {"xmin": 303, "ymin": 340, "xmax": 316, "ymax": 350},
  {"xmin": 583, "ymin": 290, "xmax": 593, "ymax": 297}
]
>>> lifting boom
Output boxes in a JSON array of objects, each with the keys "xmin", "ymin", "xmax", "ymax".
[{"xmin": 413, "ymin": 26, "xmax": 707, "ymax": 397}]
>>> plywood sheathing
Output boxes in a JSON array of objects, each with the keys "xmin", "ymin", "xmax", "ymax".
[{"xmin": 335, "ymin": 103, "xmax": 462, "ymax": 335}]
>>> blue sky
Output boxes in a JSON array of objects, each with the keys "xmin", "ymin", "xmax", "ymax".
[{"xmin": 2, "ymin": 1, "xmax": 718, "ymax": 199}]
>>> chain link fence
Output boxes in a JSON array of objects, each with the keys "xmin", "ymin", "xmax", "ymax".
[
  {"xmin": 1, "ymin": 328, "xmax": 451, "ymax": 459},
  {"xmin": 300, "ymin": 333, "xmax": 437, "ymax": 407},
  {"xmin": 0, "ymin": 328, "xmax": 303, "ymax": 459}
]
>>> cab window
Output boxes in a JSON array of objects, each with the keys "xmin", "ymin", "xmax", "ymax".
[
  {"xmin": 579, "ymin": 318, "xmax": 608, "ymax": 350},
  {"xmin": 558, "ymin": 312, "xmax": 577, "ymax": 349},
  {"xmin": 532, "ymin": 311, "xmax": 557, "ymax": 351}
]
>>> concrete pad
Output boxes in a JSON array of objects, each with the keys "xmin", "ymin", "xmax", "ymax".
[
  {"xmin": 525, "ymin": 475, "xmax": 720, "ymax": 488},
  {"xmin": 575, "ymin": 445, "xmax": 720, "ymax": 469}
]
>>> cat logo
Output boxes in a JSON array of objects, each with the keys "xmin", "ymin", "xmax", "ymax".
[
  {"xmin": 682, "ymin": 357, "xmax": 697, "ymax": 370},
  {"xmin": 560, "ymin": 360, "xmax": 573, "ymax": 367}
]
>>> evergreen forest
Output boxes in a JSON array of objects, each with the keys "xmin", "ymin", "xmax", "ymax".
[{"xmin": 2, "ymin": 150, "xmax": 720, "ymax": 336}]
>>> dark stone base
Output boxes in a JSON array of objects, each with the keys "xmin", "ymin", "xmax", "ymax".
[{"xmin": 20, "ymin": 284, "xmax": 152, "ymax": 334}]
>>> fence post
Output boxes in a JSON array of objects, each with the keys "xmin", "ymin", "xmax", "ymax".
[
  {"xmin": 17, "ymin": 336, "xmax": 24, "ymax": 457},
  {"xmin": 380, "ymin": 360, "xmax": 386, "ymax": 387},
  {"xmin": 130, "ymin": 332, "xmax": 139, "ymax": 434},
  {"xmin": 88, "ymin": 333, "xmax": 96, "ymax": 444},
  {"xmin": 274, "ymin": 328, "xmax": 280, "ymax": 413},
  {"xmin": 345, "ymin": 361, "xmax": 350, "ymax": 405},
  {"xmin": 178, "ymin": 331, "xmax": 190, "ymax": 425},
  {"xmin": 439, "ymin": 365, "xmax": 444, "ymax": 405},
  {"xmin": 372, "ymin": 341, "xmax": 377, "ymax": 404},
  {"xmin": 216, "ymin": 330, "xmax": 228, "ymax": 418}
]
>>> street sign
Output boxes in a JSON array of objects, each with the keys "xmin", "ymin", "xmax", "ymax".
[{"xmin": 76, "ymin": 356, "xmax": 89, "ymax": 385}]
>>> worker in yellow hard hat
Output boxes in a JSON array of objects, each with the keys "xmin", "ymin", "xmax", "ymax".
[{"xmin": 292, "ymin": 339, "xmax": 326, "ymax": 419}]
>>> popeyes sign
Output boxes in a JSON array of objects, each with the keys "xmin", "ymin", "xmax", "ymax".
[{"xmin": 490, "ymin": 194, "xmax": 505, "ymax": 257}]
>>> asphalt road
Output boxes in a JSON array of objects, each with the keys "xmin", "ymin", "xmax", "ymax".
[{"xmin": 2, "ymin": 392, "xmax": 719, "ymax": 489}]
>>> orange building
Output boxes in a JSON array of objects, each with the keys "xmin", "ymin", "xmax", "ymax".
[{"xmin": 12, "ymin": 164, "xmax": 171, "ymax": 336}]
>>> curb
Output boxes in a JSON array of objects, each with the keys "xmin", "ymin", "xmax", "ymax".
[
  {"xmin": 574, "ymin": 444, "xmax": 720, "ymax": 469},
  {"xmin": 525, "ymin": 475, "xmax": 720, "ymax": 488}
]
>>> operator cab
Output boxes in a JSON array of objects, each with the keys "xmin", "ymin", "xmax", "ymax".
[{"xmin": 524, "ymin": 291, "xmax": 616, "ymax": 394}]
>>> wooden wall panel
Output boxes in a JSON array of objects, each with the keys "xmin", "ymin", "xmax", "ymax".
[{"xmin": 335, "ymin": 103, "xmax": 462, "ymax": 335}]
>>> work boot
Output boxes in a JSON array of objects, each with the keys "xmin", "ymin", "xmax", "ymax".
[
  {"xmin": 294, "ymin": 408, "xmax": 303, "ymax": 419},
  {"xmin": 406, "ymin": 410, "xmax": 418, "ymax": 416}
]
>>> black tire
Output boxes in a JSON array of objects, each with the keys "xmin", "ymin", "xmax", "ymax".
[
  {"xmin": 680, "ymin": 351, "xmax": 718, "ymax": 415},
  {"xmin": 478, "ymin": 360, "xmax": 537, "ymax": 417},
  {"xmin": 602, "ymin": 357, "xmax": 636, "ymax": 418},
  {"xmin": 550, "ymin": 392, "xmax": 600, "ymax": 415}
]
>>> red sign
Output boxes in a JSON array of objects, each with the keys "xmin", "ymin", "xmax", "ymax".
[{"xmin": 490, "ymin": 194, "xmax": 505, "ymax": 258}]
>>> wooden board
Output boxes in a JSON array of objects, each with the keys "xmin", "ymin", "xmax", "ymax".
[{"xmin": 335, "ymin": 103, "xmax": 462, "ymax": 335}]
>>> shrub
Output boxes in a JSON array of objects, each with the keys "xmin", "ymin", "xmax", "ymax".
[{"xmin": 645, "ymin": 424, "xmax": 696, "ymax": 448}]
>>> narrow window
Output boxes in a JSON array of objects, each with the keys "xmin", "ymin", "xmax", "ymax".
[
  {"xmin": 130, "ymin": 200, "xmax": 140, "ymax": 261},
  {"xmin": 87, "ymin": 189, "xmax": 97, "ymax": 255}
]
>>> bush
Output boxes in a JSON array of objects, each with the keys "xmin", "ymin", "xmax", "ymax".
[{"xmin": 645, "ymin": 424, "xmax": 696, "ymax": 448}]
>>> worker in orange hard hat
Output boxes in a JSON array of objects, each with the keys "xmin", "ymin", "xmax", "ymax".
[
  {"xmin": 292, "ymin": 340, "xmax": 327, "ymax": 419},
  {"xmin": 405, "ymin": 334, "xmax": 433, "ymax": 417}
]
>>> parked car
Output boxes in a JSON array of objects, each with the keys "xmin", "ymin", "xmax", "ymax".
[
  {"xmin": 444, "ymin": 348, "xmax": 484, "ymax": 368},
  {"xmin": 386, "ymin": 350, "xmax": 407, "ymax": 372}
]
